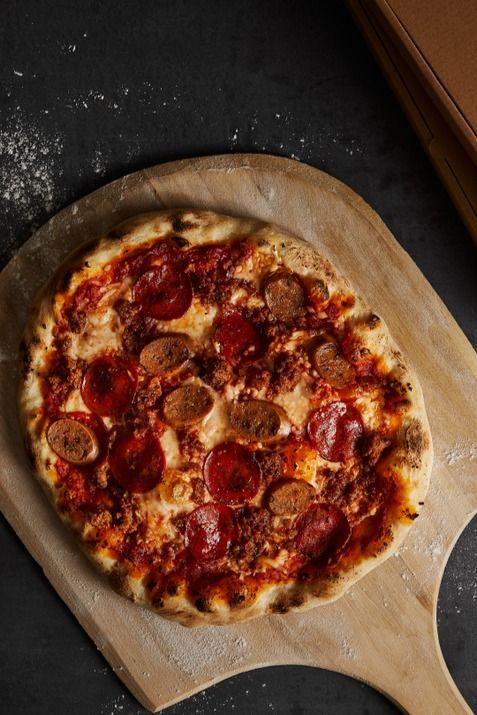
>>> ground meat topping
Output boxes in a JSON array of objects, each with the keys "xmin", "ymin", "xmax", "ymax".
[
  {"xmin": 232, "ymin": 506, "xmax": 272, "ymax": 564},
  {"xmin": 268, "ymin": 351, "xmax": 304, "ymax": 397},
  {"xmin": 200, "ymin": 356, "xmax": 233, "ymax": 391},
  {"xmin": 319, "ymin": 467, "xmax": 384, "ymax": 524},
  {"xmin": 45, "ymin": 354, "xmax": 85, "ymax": 408},
  {"xmin": 133, "ymin": 376, "xmax": 163, "ymax": 412},
  {"xmin": 242, "ymin": 361, "xmax": 272, "ymax": 393},
  {"xmin": 176, "ymin": 428, "xmax": 206, "ymax": 463},
  {"xmin": 361, "ymin": 431, "xmax": 392, "ymax": 466},
  {"xmin": 255, "ymin": 450, "xmax": 285, "ymax": 485}
]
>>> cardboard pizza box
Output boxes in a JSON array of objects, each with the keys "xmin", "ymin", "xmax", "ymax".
[{"xmin": 347, "ymin": 0, "xmax": 477, "ymax": 245}]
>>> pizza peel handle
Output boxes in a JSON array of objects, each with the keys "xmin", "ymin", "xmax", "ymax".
[{"xmin": 0, "ymin": 154, "xmax": 476, "ymax": 713}]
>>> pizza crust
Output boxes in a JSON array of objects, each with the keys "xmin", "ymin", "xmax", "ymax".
[{"xmin": 19, "ymin": 209, "xmax": 433, "ymax": 627}]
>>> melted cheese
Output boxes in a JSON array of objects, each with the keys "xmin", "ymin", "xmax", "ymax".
[
  {"xmin": 157, "ymin": 299, "xmax": 217, "ymax": 344},
  {"xmin": 274, "ymin": 380, "xmax": 312, "ymax": 429},
  {"xmin": 160, "ymin": 428, "xmax": 181, "ymax": 469},
  {"xmin": 198, "ymin": 398, "xmax": 230, "ymax": 451}
]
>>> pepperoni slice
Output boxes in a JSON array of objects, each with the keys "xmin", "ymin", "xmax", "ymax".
[
  {"xmin": 132, "ymin": 264, "xmax": 192, "ymax": 320},
  {"xmin": 214, "ymin": 310, "xmax": 263, "ymax": 365},
  {"xmin": 81, "ymin": 355, "xmax": 136, "ymax": 416},
  {"xmin": 308, "ymin": 401, "xmax": 363, "ymax": 462},
  {"xmin": 109, "ymin": 429, "xmax": 165, "ymax": 493},
  {"xmin": 295, "ymin": 503, "xmax": 351, "ymax": 561},
  {"xmin": 185, "ymin": 503, "xmax": 237, "ymax": 561},
  {"xmin": 203, "ymin": 442, "xmax": 261, "ymax": 505}
]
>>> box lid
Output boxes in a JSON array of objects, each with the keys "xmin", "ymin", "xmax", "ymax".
[{"xmin": 369, "ymin": 0, "xmax": 477, "ymax": 163}]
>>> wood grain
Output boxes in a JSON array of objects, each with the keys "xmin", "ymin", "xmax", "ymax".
[{"xmin": 0, "ymin": 154, "xmax": 476, "ymax": 714}]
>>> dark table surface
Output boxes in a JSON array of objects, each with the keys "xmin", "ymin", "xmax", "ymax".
[{"xmin": 1, "ymin": 2, "xmax": 476, "ymax": 713}]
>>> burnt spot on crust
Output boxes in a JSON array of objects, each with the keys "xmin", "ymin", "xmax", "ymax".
[
  {"xmin": 229, "ymin": 583, "xmax": 254, "ymax": 608},
  {"xmin": 107, "ymin": 223, "xmax": 134, "ymax": 240},
  {"xmin": 367, "ymin": 314, "xmax": 380, "ymax": 329},
  {"xmin": 194, "ymin": 597, "xmax": 211, "ymax": 612},
  {"xmin": 230, "ymin": 592, "xmax": 247, "ymax": 607},
  {"xmin": 19, "ymin": 339, "xmax": 33, "ymax": 378},
  {"xmin": 107, "ymin": 228, "xmax": 125, "ymax": 240},
  {"xmin": 172, "ymin": 214, "xmax": 195, "ymax": 233},
  {"xmin": 57, "ymin": 268, "xmax": 75, "ymax": 293},
  {"xmin": 405, "ymin": 419, "xmax": 428, "ymax": 468},
  {"xmin": 290, "ymin": 592, "xmax": 305, "ymax": 608},
  {"xmin": 270, "ymin": 591, "xmax": 304, "ymax": 614},
  {"xmin": 170, "ymin": 235, "xmax": 190, "ymax": 248},
  {"xmin": 390, "ymin": 349, "xmax": 407, "ymax": 375},
  {"xmin": 23, "ymin": 434, "xmax": 36, "ymax": 465},
  {"xmin": 109, "ymin": 568, "xmax": 136, "ymax": 601},
  {"xmin": 394, "ymin": 398, "xmax": 412, "ymax": 415},
  {"xmin": 309, "ymin": 277, "xmax": 329, "ymax": 304},
  {"xmin": 270, "ymin": 599, "xmax": 290, "ymax": 614},
  {"xmin": 220, "ymin": 577, "xmax": 258, "ymax": 609}
]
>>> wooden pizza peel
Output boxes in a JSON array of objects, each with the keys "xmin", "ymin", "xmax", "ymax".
[{"xmin": 0, "ymin": 154, "xmax": 475, "ymax": 714}]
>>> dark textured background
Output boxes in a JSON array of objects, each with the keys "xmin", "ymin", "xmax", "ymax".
[{"xmin": 1, "ymin": 2, "xmax": 476, "ymax": 713}]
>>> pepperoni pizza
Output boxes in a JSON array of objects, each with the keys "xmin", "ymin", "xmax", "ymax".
[{"xmin": 19, "ymin": 210, "xmax": 432, "ymax": 625}]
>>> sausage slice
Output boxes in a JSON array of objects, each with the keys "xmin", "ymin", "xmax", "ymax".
[
  {"xmin": 263, "ymin": 271, "xmax": 305, "ymax": 323},
  {"xmin": 267, "ymin": 478, "xmax": 316, "ymax": 516},
  {"xmin": 47, "ymin": 418, "xmax": 99, "ymax": 465},
  {"xmin": 310, "ymin": 341, "xmax": 354, "ymax": 388},
  {"xmin": 140, "ymin": 335, "xmax": 190, "ymax": 376},
  {"xmin": 228, "ymin": 400, "xmax": 290, "ymax": 443},
  {"xmin": 162, "ymin": 384, "xmax": 214, "ymax": 428}
]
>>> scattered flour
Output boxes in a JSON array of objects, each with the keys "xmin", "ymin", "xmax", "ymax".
[
  {"xmin": 444, "ymin": 443, "xmax": 477, "ymax": 466},
  {"xmin": 0, "ymin": 114, "xmax": 63, "ymax": 215},
  {"xmin": 0, "ymin": 112, "xmax": 64, "ymax": 249},
  {"xmin": 428, "ymin": 538, "xmax": 444, "ymax": 562},
  {"xmin": 99, "ymin": 694, "xmax": 126, "ymax": 715},
  {"xmin": 92, "ymin": 147, "xmax": 107, "ymax": 176},
  {"xmin": 225, "ymin": 112, "xmax": 364, "ymax": 163},
  {"xmin": 340, "ymin": 636, "xmax": 357, "ymax": 660},
  {"xmin": 164, "ymin": 625, "xmax": 249, "ymax": 677}
]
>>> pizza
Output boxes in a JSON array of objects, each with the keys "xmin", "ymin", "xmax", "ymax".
[{"xmin": 19, "ymin": 209, "xmax": 432, "ymax": 626}]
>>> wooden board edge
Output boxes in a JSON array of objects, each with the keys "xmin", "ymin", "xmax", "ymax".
[{"xmin": 1, "ymin": 153, "xmax": 476, "ymax": 713}]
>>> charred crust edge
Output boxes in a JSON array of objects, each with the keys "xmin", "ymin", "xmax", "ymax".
[
  {"xmin": 269, "ymin": 591, "xmax": 305, "ymax": 614},
  {"xmin": 405, "ymin": 418, "xmax": 429, "ymax": 468}
]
